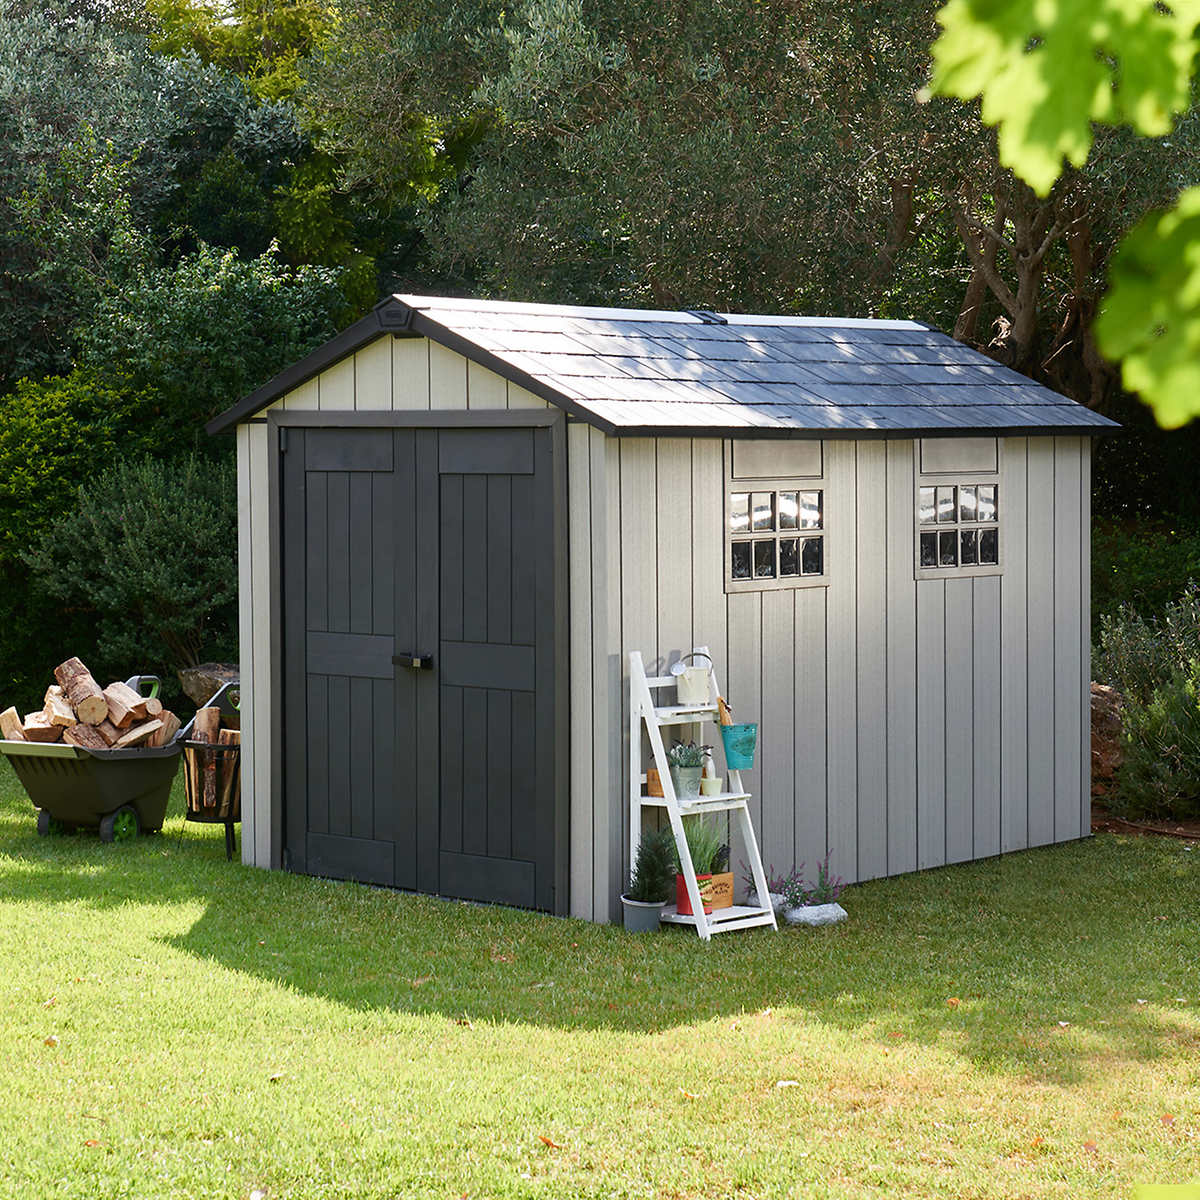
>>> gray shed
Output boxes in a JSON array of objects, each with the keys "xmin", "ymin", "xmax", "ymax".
[{"xmin": 208, "ymin": 294, "xmax": 1118, "ymax": 922}]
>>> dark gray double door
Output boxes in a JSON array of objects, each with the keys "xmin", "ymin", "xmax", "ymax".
[{"xmin": 281, "ymin": 420, "xmax": 564, "ymax": 912}]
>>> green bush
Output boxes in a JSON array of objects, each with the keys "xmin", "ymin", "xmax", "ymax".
[
  {"xmin": 1092, "ymin": 518, "xmax": 1200, "ymax": 634},
  {"xmin": 1093, "ymin": 588, "xmax": 1200, "ymax": 705},
  {"xmin": 1111, "ymin": 662, "xmax": 1200, "ymax": 821},
  {"xmin": 24, "ymin": 453, "xmax": 238, "ymax": 686}
]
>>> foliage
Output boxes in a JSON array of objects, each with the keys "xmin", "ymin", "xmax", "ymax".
[
  {"xmin": 147, "ymin": 0, "xmax": 336, "ymax": 101},
  {"xmin": 1111, "ymin": 662, "xmax": 1200, "ymax": 820},
  {"xmin": 1093, "ymin": 588, "xmax": 1200, "ymax": 705},
  {"xmin": 675, "ymin": 816, "xmax": 724, "ymax": 876},
  {"xmin": 625, "ymin": 827, "xmax": 675, "ymax": 904},
  {"xmin": 752, "ymin": 856, "xmax": 846, "ymax": 907},
  {"xmin": 666, "ymin": 741, "xmax": 708, "ymax": 769},
  {"xmin": 928, "ymin": 0, "xmax": 1200, "ymax": 427},
  {"xmin": 806, "ymin": 854, "xmax": 847, "ymax": 906},
  {"xmin": 24, "ymin": 454, "xmax": 238, "ymax": 674},
  {"xmin": 1091, "ymin": 520, "xmax": 1200, "ymax": 633}
]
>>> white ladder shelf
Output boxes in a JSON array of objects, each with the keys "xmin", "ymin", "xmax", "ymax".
[{"xmin": 630, "ymin": 647, "xmax": 777, "ymax": 940}]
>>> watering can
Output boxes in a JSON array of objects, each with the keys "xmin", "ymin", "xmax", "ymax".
[{"xmin": 670, "ymin": 652, "xmax": 713, "ymax": 706}]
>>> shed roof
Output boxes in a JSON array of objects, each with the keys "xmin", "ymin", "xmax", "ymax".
[{"xmin": 208, "ymin": 294, "xmax": 1120, "ymax": 438}]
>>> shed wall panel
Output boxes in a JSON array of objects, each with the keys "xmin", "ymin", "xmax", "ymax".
[
  {"xmin": 943, "ymin": 577, "xmax": 974, "ymax": 863},
  {"xmin": 354, "ymin": 337, "xmax": 392, "ymax": 410},
  {"xmin": 972, "ymin": 575, "xmax": 1001, "ymax": 858},
  {"xmin": 1000, "ymin": 440, "xmax": 1030, "ymax": 851},
  {"xmin": 916, "ymin": 580, "xmax": 947, "ymax": 869},
  {"xmin": 1025, "ymin": 441, "xmax": 1056, "ymax": 846},
  {"xmin": 1053, "ymin": 437, "xmax": 1084, "ymax": 840},
  {"xmin": 236, "ymin": 422, "xmax": 257, "ymax": 863},
  {"xmin": 392, "ymin": 337, "xmax": 430, "ymax": 409},
  {"xmin": 793, "ymin": 586, "xmax": 827, "ymax": 871},
  {"xmin": 319, "ymin": 357, "xmax": 354, "ymax": 411}
]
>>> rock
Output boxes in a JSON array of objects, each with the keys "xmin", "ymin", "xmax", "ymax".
[
  {"xmin": 178, "ymin": 663, "xmax": 239, "ymax": 709},
  {"xmin": 785, "ymin": 902, "xmax": 847, "ymax": 927},
  {"xmin": 1091, "ymin": 681, "xmax": 1124, "ymax": 797}
]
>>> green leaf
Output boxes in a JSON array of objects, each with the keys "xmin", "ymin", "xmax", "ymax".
[
  {"xmin": 929, "ymin": 0, "xmax": 1200, "ymax": 195},
  {"xmin": 1096, "ymin": 187, "xmax": 1200, "ymax": 428}
]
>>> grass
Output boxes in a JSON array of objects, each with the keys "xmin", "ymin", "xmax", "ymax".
[{"xmin": 1, "ymin": 762, "xmax": 1199, "ymax": 1199}]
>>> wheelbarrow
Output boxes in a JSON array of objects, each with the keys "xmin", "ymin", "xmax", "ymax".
[{"xmin": 0, "ymin": 675, "xmax": 181, "ymax": 842}]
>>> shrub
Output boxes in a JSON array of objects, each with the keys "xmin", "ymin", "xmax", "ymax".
[
  {"xmin": 1092, "ymin": 518, "xmax": 1200, "ymax": 634},
  {"xmin": 626, "ymin": 827, "xmax": 675, "ymax": 903},
  {"xmin": 24, "ymin": 453, "xmax": 237, "ymax": 682},
  {"xmin": 1111, "ymin": 662, "xmax": 1200, "ymax": 821},
  {"xmin": 1093, "ymin": 588, "xmax": 1200, "ymax": 705}
]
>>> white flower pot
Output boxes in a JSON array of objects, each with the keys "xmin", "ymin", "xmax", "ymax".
[{"xmin": 784, "ymin": 902, "xmax": 847, "ymax": 927}]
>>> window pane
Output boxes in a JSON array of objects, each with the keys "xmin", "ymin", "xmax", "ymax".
[
  {"xmin": 801, "ymin": 536, "xmax": 823, "ymax": 575},
  {"xmin": 938, "ymin": 529, "xmax": 957, "ymax": 567},
  {"xmin": 959, "ymin": 485, "xmax": 977, "ymax": 521},
  {"xmin": 778, "ymin": 492, "xmax": 798, "ymax": 530},
  {"xmin": 752, "ymin": 492, "xmax": 775, "ymax": 531},
  {"xmin": 920, "ymin": 531, "xmax": 938, "ymax": 568},
  {"xmin": 731, "ymin": 541, "xmax": 751, "ymax": 579},
  {"xmin": 936, "ymin": 486, "xmax": 957, "ymax": 523},
  {"xmin": 979, "ymin": 526, "xmax": 998, "ymax": 564},
  {"xmin": 779, "ymin": 537, "xmax": 799, "ymax": 576},
  {"xmin": 960, "ymin": 528, "xmax": 978, "ymax": 565},
  {"xmin": 799, "ymin": 491, "xmax": 822, "ymax": 530},
  {"xmin": 918, "ymin": 487, "xmax": 936, "ymax": 525},
  {"xmin": 977, "ymin": 485, "xmax": 997, "ymax": 522},
  {"xmin": 754, "ymin": 539, "xmax": 775, "ymax": 577},
  {"xmin": 730, "ymin": 492, "xmax": 750, "ymax": 533}
]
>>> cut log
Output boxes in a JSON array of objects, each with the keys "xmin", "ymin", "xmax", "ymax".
[
  {"xmin": 191, "ymin": 707, "xmax": 222, "ymax": 808},
  {"xmin": 43, "ymin": 686, "xmax": 77, "ymax": 727},
  {"xmin": 53, "ymin": 658, "xmax": 108, "ymax": 725},
  {"xmin": 64, "ymin": 724, "xmax": 109, "ymax": 751},
  {"xmin": 147, "ymin": 710, "xmax": 179, "ymax": 748},
  {"xmin": 0, "ymin": 707, "xmax": 27, "ymax": 741},
  {"xmin": 114, "ymin": 718, "xmax": 163, "ymax": 749},
  {"xmin": 144, "ymin": 696, "xmax": 163, "ymax": 718},
  {"xmin": 217, "ymin": 728, "xmax": 241, "ymax": 819},
  {"xmin": 22, "ymin": 712, "xmax": 63, "ymax": 743},
  {"xmin": 102, "ymin": 681, "xmax": 148, "ymax": 728},
  {"xmin": 91, "ymin": 720, "xmax": 121, "ymax": 747}
]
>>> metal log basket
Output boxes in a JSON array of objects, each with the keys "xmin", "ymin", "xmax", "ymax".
[{"xmin": 180, "ymin": 682, "xmax": 242, "ymax": 860}]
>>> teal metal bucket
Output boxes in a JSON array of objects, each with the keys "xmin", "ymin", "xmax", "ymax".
[{"xmin": 720, "ymin": 723, "xmax": 757, "ymax": 770}]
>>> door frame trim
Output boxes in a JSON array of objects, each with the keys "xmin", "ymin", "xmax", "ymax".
[{"xmin": 268, "ymin": 408, "xmax": 571, "ymax": 914}]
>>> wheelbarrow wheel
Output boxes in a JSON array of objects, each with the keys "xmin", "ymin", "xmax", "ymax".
[
  {"xmin": 99, "ymin": 806, "xmax": 140, "ymax": 844},
  {"xmin": 36, "ymin": 810, "xmax": 73, "ymax": 837}
]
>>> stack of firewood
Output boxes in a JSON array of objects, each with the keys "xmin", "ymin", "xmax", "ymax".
[
  {"xmin": 0, "ymin": 657, "xmax": 180, "ymax": 750},
  {"xmin": 183, "ymin": 706, "xmax": 240, "ymax": 819}
]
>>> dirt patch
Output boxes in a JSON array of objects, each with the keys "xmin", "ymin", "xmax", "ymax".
[{"xmin": 1091, "ymin": 806, "xmax": 1200, "ymax": 841}]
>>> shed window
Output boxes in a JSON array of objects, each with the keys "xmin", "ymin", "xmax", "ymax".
[
  {"xmin": 726, "ymin": 482, "xmax": 827, "ymax": 592},
  {"xmin": 916, "ymin": 483, "xmax": 999, "ymax": 572}
]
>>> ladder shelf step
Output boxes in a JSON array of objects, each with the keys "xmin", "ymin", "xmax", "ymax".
[
  {"xmin": 638, "ymin": 792, "xmax": 751, "ymax": 812},
  {"xmin": 659, "ymin": 903, "xmax": 776, "ymax": 932}
]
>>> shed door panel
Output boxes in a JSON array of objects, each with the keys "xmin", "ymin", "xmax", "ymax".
[{"xmin": 282, "ymin": 424, "xmax": 560, "ymax": 912}]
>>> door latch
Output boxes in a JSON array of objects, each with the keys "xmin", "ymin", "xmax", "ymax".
[{"xmin": 392, "ymin": 653, "xmax": 433, "ymax": 670}]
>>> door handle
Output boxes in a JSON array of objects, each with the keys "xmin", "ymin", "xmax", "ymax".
[{"xmin": 392, "ymin": 653, "xmax": 434, "ymax": 670}]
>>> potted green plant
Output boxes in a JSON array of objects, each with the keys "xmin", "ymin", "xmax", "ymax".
[
  {"xmin": 622, "ymin": 827, "xmax": 675, "ymax": 931},
  {"xmin": 674, "ymin": 815, "xmax": 725, "ymax": 915},
  {"xmin": 666, "ymin": 741, "xmax": 708, "ymax": 801}
]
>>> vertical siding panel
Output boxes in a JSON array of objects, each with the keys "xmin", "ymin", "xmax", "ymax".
[
  {"xmin": 972, "ymin": 575, "xmax": 1001, "ymax": 858},
  {"xmin": 318, "ymin": 357, "xmax": 354, "ymax": 411},
  {"xmin": 1026, "ymin": 440, "xmax": 1056, "ymax": 845},
  {"xmin": 1054, "ymin": 438, "xmax": 1083, "ymax": 839},
  {"xmin": 391, "ymin": 337, "xmax": 430, "ymax": 410},
  {"xmin": 467, "ymin": 360, "xmax": 507, "ymax": 409},
  {"xmin": 1081, "ymin": 441, "xmax": 1092, "ymax": 835},
  {"xmin": 593, "ymin": 431, "xmax": 623, "ymax": 921},
  {"xmin": 885, "ymin": 441, "xmax": 917, "ymax": 875},
  {"xmin": 855, "ymin": 443, "xmax": 887, "ymax": 881},
  {"xmin": 727, "ymin": 590, "xmax": 763, "ymax": 872},
  {"xmin": 794, "ymin": 587, "xmax": 827, "ymax": 874},
  {"xmin": 282, "ymin": 379, "xmax": 318, "ymax": 411},
  {"xmin": 760, "ymin": 589, "xmax": 795, "ymax": 874},
  {"xmin": 691, "ymin": 440, "xmax": 728, "ymax": 691},
  {"xmin": 825, "ymin": 440, "xmax": 858, "ymax": 881},
  {"xmin": 236, "ymin": 424, "xmax": 257, "ymax": 863},
  {"xmin": 944, "ymin": 577, "xmax": 974, "ymax": 863},
  {"xmin": 567, "ymin": 423, "xmax": 594, "ymax": 919},
  {"xmin": 248, "ymin": 424, "xmax": 273, "ymax": 866},
  {"xmin": 1001, "ymin": 439, "xmax": 1029, "ymax": 851},
  {"xmin": 429, "ymin": 343, "xmax": 468, "ymax": 409},
  {"xmin": 353, "ymin": 336, "xmax": 392, "ymax": 410},
  {"xmin": 508, "ymin": 383, "xmax": 549, "ymax": 409},
  {"xmin": 916, "ymin": 580, "xmax": 946, "ymax": 868},
  {"xmin": 654, "ymin": 439, "xmax": 693, "ymax": 670}
]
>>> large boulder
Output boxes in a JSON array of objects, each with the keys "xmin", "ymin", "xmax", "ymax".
[
  {"xmin": 1091, "ymin": 682, "xmax": 1124, "ymax": 797},
  {"xmin": 178, "ymin": 663, "xmax": 239, "ymax": 709}
]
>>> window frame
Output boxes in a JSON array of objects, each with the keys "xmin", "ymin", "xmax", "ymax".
[
  {"xmin": 724, "ymin": 472, "xmax": 830, "ymax": 594},
  {"xmin": 912, "ymin": 465, "xmax": 1003, "ymax": 581}
]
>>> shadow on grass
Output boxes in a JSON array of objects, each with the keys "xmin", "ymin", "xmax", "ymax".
[{"xmin": 3, "ymin": 767, "xmax": 1198, "ymax": 1085}]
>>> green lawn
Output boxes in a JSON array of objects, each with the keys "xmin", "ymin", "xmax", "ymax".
[{"xmin": 1, "ymin": 761, "xmax": 1198, "ymax": 1199}]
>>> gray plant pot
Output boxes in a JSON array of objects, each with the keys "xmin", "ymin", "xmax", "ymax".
[
  {"xmin": 621, "ymin": 895, "xmax": 665, "ymax": 932},
  {"xmin": 784, "ymin": 901, "xmax": 848, "ymax": 927},
  {"xmin": 669, "ymin": 764, "xmax": 703, "ymax": 801}
]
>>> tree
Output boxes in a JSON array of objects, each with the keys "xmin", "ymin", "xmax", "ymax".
[{"xmin": 929, "ymin": 0, "xmax": 1200, "ymax": 427}]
